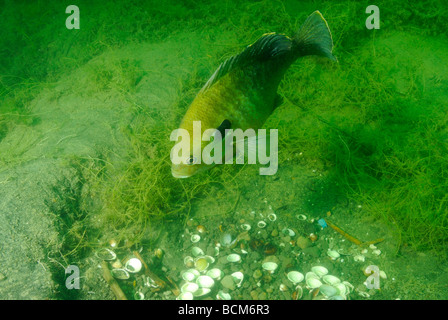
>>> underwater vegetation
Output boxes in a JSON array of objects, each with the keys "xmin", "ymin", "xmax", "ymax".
[{"xmin": 1, "ymin": 0, "xmax": 447, "ymax": 300}]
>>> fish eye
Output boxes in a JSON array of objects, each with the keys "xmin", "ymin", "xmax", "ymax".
[{"xmin": 186, "ymin": 156, "xmax": 197, "ymax": 165}]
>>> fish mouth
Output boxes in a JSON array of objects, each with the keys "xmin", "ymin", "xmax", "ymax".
[{"xmin": 171, "ymin": 170, "xmax": 191, "ymax": 179}]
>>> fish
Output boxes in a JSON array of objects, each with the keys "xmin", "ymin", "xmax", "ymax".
[{"xmin": 171, "ymin": 11, "xmax": 335, "ymax": 178}]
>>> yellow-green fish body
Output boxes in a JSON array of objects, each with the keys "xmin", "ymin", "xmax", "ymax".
[{"xmin": 172, "ymin": 11, "xmax": 335, "ymax": 178}]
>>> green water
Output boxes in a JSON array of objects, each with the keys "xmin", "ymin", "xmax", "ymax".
[{"xmin": 0, "ymin": 0, "xmax": 447, "ymax": 300}]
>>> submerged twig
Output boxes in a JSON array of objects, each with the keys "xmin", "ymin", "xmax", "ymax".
[
  {"xmin": 325, "ymin": 219, "xmax": 384, "ymax": 247},
  {"xmin": 101, "ymin": 261, "xmax": 127, "ymax": 300}
]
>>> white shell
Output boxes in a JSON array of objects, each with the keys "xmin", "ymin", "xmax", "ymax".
[
  {"xmin": 257, "ymin": 221, "xmax": 267, "ymax": 228},
  {"xmin": 231, "ymin": 272, "xmax": 244, "ymax": 287},
  {"xmin": 124, "ymin": 258, "xmax": 143, "ymax": 273},
  {"xmin": 226, "ymin": 254, "xmax": 241, "ymax": 263},
  {"xmin": 294, "ymin": 286, "xmax": 303, "ymax": 299},
  {"xmin": 191, "ymin": 247, "xmax": 204, "ymax": 257},
  {"xmin": 182, "ymin": 270, "xmax": 197, "ymax": 282},
  {"xmin": 194, "ymin": 288, "xmax": 211, "ymax": 297},
  {"xmin": 216, "ymin": 290, "xmax": 231, "ymax": 300},
  {"xmin": 186, "ymin": 268, "xmax": 200, "ymax": 277},
  {"xmin": 343, "ymin": 281, "xmax": 354, "ymax": 293},
  {"xmin": 196, "ymin": 275, "xmax": 215, "ymax": 288},
  {"xmin": 96, "ymin": 248, "xmax": 117, "ymax": 261},
  {"xmin": 319, "ymin": 284, "xmax": 338, "ymax": 297},
  {"xmin": 184, "ymin": 256, "xmax": 194, "ymax": 267},
  {"xmin": 305, "ymin": 271, "xmax": 319, "ymax": 281},
  {"xmin": 134, "ymin": 291, "xmax": 145, "ymax": 300},
  {"xmin": 194, "ymin": 257, "xmax": 209, "ymax": 271},
  {"xmin": 203, "ymin": 255, "xmax": 215, "ymax": 264},
  {"xmin": 322, "ymin": 275, "xmax": 341, "ymax": 285},
  {"xmin": 296, "ymin": 214, "xmax": 307, "ymax": 220},
  {"xmin": 241, "ymin": 224, "xmax": 251, "ymax": 231},
  {"xmin": 327, "ymin": 249, "xmax": 340, "ymax": 259},
  {"xmin": 191, "ymin": 234, "xmax": 201, "ymax": 243},
  {"xmin": 334, "ymin": 282, "xmax": 347, "ymax": 297},
  {"xmin": 287, "ymin": 271, "xmax": 304, "ymax": 284},
  {"xmin": 372, "ymin": 249, "xmax": 382, "ymax": 256},
  {"xmin": 110, "ymin": 268, "xmax": 130, "ymax": 280},
  {"xmin": 206, "ymin": 268, "xmax": 223, "ymax": 280},
  {"xmin": 369, "ymin": 244, "xmax": 377, "ymax": 250},
  {"xmin": 311, "ymin": 266, "xmax": 328, "ymax": 277},
  {"xmin": 177, "ymin": 292, "xmax": 194, "ymax": 300},
  {"xmin": 268, "ymin": 213, "xmax": 277, "ymax": 222},
  {"xmin": 379, "ymin": 270, "xmax": 387, "ymax": 279},
  {"xmin": 181, "ymin": 282, "xmax": 199, "ymax": 293},
  {"xmin": 354, "ymin": 254, "xmax": 365, "ymax": 262},
  {"xmin": 306, "ymin": 277, "xmax": 322, "ymax": 289},
  {"xmin": 261, "ymin": 262, "xmax": 278, "ymax": 272},
  {"xmin": 282, "ymin": 228, "xmax": 296, "ymax": 237},
  {"xmin": 279, "ymin": 284, "xmax": 288, "ymax": 292}
]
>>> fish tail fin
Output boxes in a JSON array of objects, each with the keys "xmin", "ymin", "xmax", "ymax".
[{"xmin": 293, "ymin": 11, "xmax": 336, "ymax": 61}]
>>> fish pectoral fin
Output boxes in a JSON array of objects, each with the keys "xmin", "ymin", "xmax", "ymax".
[
  {"xmin": 232, "ymin": 133, "xmax": 274, "ymax": 164},
  {"xmin": 216, "ymin": 119, "xmax": 231, "ymax": 140}
]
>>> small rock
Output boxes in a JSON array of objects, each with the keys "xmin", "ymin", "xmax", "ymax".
[
  {"xmin": 303, "ymin": 246, "xmax": 321, "ymax": 258},
  {"xmin": 250, "ymin": 290, "xmax": 258, "ymax": 300},
  {"xmin": 258, "ymin": 292, "xmax": 267, "ymax": 300},
  {"xmin": 271, "ymin": 229, "xmax": 279, "ymax": 237},
  {"xmin": 221, "ymin": 275, "xmax": 235, "ymax": 291},
  {"xmin": 296, "ymin": 236, "xmax": 311, "ymax": 249},
  {"xmin": 253, "ymin": 269, "xmax": 262, "ymax": 279}
]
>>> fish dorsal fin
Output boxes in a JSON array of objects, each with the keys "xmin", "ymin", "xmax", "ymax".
[{"xmin": 199, "ymin": 33, "xmax": 292, "ymax": 94}]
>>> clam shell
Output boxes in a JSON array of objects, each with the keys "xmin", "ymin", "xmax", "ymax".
[
  {"xmin": 287, "ymin": 271, "xmax": 304, "ymax": 284},
  {"xmin": 196, "ymin": 275, "xmax": 215, "ymax": 288},
  {"xmin": 182, "ymin": 270, "xmax": 197, "ymax": 282},
  {"xmin": 306, "ymin": 277, "xmax": 322, "ymax": 289},
  {"xmin": 110, "ymin": 268, "xmax": 130, "ymax": 280},
  {"xmin": 241, "ymin": 224, "xmax": 251, "ymax": 231},
  {"xmin": 184, "ymin": 256, "xmax": 194, "ymax": 267},
  {"xmin": 305, "ymin": 271, "xmax": 319, "ymax": 281},
  {"xmin": 262, "ymin": 262, "xmax": 278, "ymax": 272},
  {"xmin": 322, "ymin": 275, "xmax": 341, "ymax": 285},
  {"xmin": 194, "ymin": 257, "xmax": 209, "ymax": 272},
  {"xmin": 191, "ymin": 247, "xmax": 204, "ymax": 257},
  {"xmin": 96, "ymin": 248, "xmax": 117, "ymax": 261},
  {"xmin": 319, "ymin": 284, "xmax": 338, "ymax": 297},
  {"xmin": 216, "ymin": 290, "xmax": 231, "ymax": 300},
  {"xmin": 191, "ymin": 234, "xmax": 201, "ymax": 243},
  {"xmin": 194, "ymin": 288, "xmax": 211, "ymax": 297},
  {"xmin": 293, "ymin": 286, "xmax": 303, "ymax": 300},
  {"xmin": 334, "ymin": 282, "xmax": 347, "ymax": 297},
  {"xmin": 124, "ymin": 258, "xmax": 142, "ymax": 273},
  {"xmin": 343, "ymin": 281, "xmax": 354, "ymax": 294},
  {"xmin": 327, "ymin": 249, "xmax": 340, "ymax": 259},
  {"xmin": 181, "ymin": 282, "xmax": 199, "ymax": 293},
  {"xmin": 282, "ymin": 228, "xmax": 296, "ymax": 237},
  {"xmin": 268, "ymin": 213, "xmax": 277, "ymax": 222},
  {"xmin": 226, "ymin": 253, "xmax": 241, "ymax": 263},
  {"xmin": 257, "ymin": 221, "xmax": 267, "ymax": 228},
  {"xmin": 177, "ymin": 292, "xmax": 194, "ymax": 300},
  {"xmin": 206, "ymin": 268, "xmax": 223, "ymax": 280},
  {"xmin": 231, "ymin": 272, "xmax": 244, "ymax": 287},
  {"xmin": 311, "ymin": 266, "xmax": 328, "ymax": 277},
  {"xmin": 134, "ymin": 291, "xmax": 145, "ymax": 300}
]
